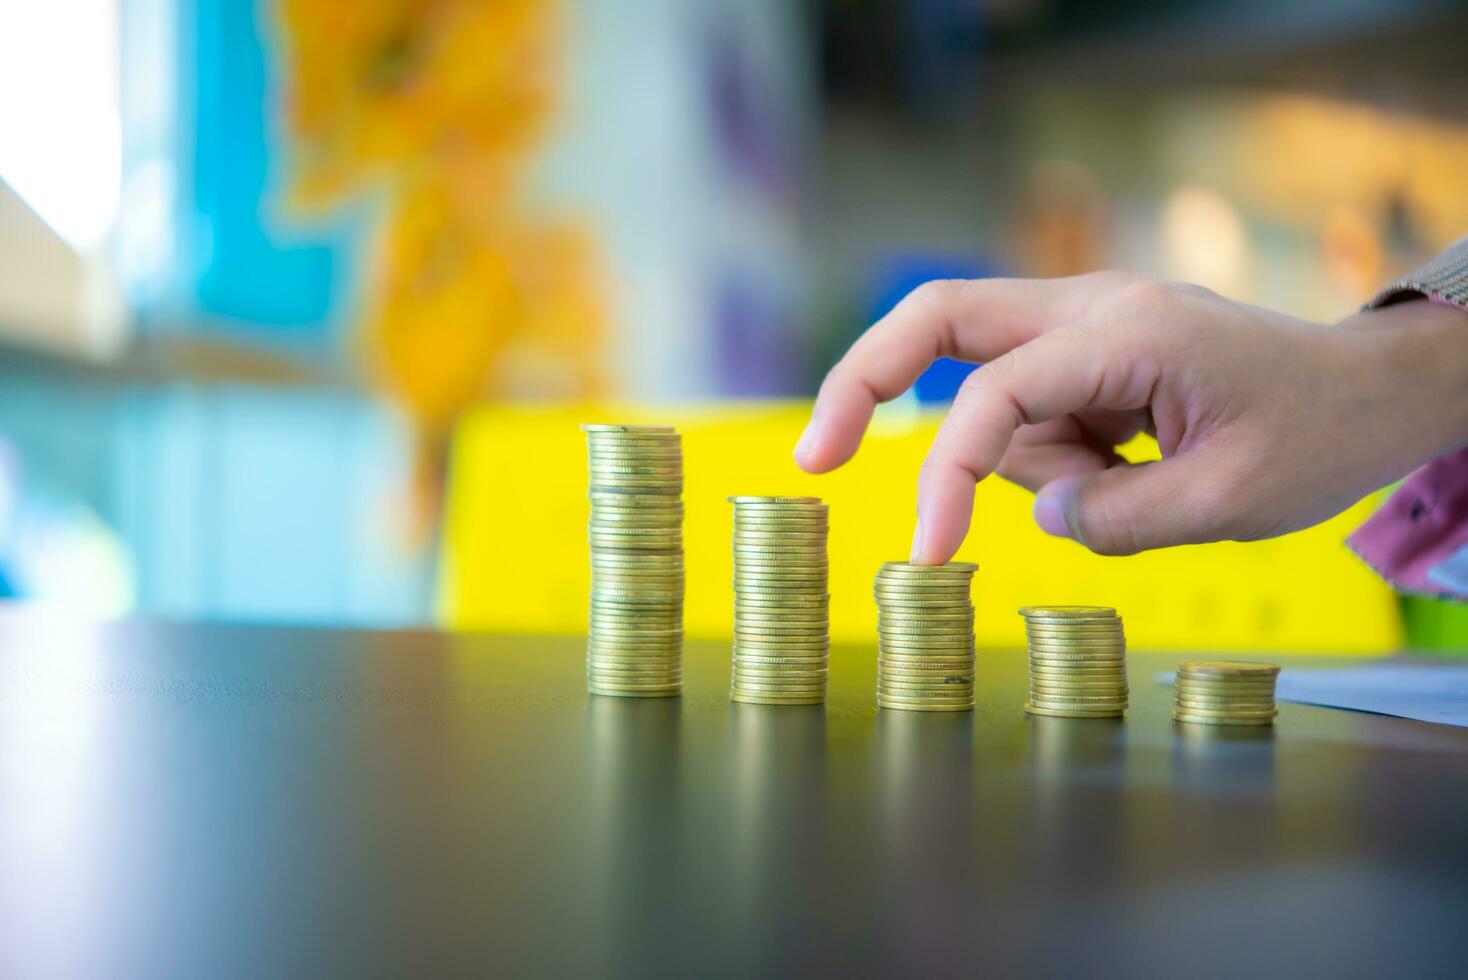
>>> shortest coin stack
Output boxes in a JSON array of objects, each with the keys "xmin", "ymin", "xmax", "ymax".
[
  {"xmin": 1021, "ymin": 605, "xmax": 1129, "ymax": 718},
  {"xmin": 1173, "ymin": 661, "xmax": 1280, "ymax": 727},
  {"xmin": 874, "ymin": 562, "xmax": 978, "ymax": 712}
]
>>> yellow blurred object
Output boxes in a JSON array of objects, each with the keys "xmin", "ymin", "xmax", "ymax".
[
  {"xmin": 276, "ymin": 0, "xmax": 554, "ymax": 210},
  {"xmin": 440, "ymin": 403, "xmax": 1402, "ymax": 654},
  {"xmin": 275, "ymin": 0, "xmax": 606, "ymax": 542}
]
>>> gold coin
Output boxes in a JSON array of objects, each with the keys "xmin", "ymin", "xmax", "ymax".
[
  {"xmin": 733, "ymin": 666, "xmax": 829, "ymax": 679},
  {"xmin": 735, "ymin": 587, "xmax": 832, "ymax": 600},
  {"xmin": 876, "ymin": 582, "xmax": 975, "ymax": 593},
  {"xmin": 1024, "ymin": 623, "xmax": 1125, "ymax": 636},
  {"xmin": 735, "ymin": 630, "xmax": 829, "ymax": 642},
  {"xmin": 731, "ymin": 686, "xmax": 827, "ymax": 701},
  {"xmin": 1029, "ymin": 681, "xmax": 1129, "ymax": 694},
  {"xmin": 876, "ymin": 686, "xmax": 975, "ymax": 701},
  {"xmin": 1174, "ymin": 700, "xmax": 1276, "ymax": 716},
  {"xmin": 732, "ymin": 530, "xmax": 828, "ymax": 541},
  {"xmin": 1178, "ymin": 660, "xmax": 1281, "ymax": 678},
  {"xmin": 1171, "ymin": 686, "xmax": 1275, "ymax": 701},
  {"xmin": 588, "ymin": 492, "xmax": 683, "ymax": 507},
  {"xmin": 1171, "ymin": 703, "xmax": 1279, "ymax": 719},
  {"xmin": 582, "ymin": 423, "xmax": 677, "ymax": 432},
  {"xmin": 590, "ymin": 550, "xmax": 683, "ymax": 563},
  {"xmin": 583, "ymin": 447, "xmax": 680, "ymax": 458},
  {"xmin": 1029, "ymin": 693, "xmax": 1129, "ymax": 705},
  {"xmin": 1025, "ymin": 703, "xmax": 1124, "ymax": 719},
  {"xmin": 878, "ymin": 624, "xmax": 974, "ymax": 635},
  {"xmin": 1027, "ymin": 656, "xmax": 1127, "ymax": 668},
  {"xmin": 880, "ymin": 560, "xmax": 979, "ymax": 574},
  {"xmin": 1021, "ymin": 615, "xmax": 1123, "ymax": 627},
  {"xmin": 880, "ymin": 693, "xmax": 976, "ymax": 705},
  {"xmin": 589, "ymin": 688, "xmax": 681, "ymax": 700},
  {"xmin": 730, "ymin": 677, "xmax": 828, "ymax": 691},
  {"xmin": 734, "ymin": 653, "xmax": 828, "ymax": 665},
  {"xmin": 874, "ymin": 587, "xmax": 972, "ymax": 598},
  {"xmin": 1018, "ymin": 605, "xmax": 1116, "ymax": 618},
  {"xmin": 877, "ymin": 699, "xmax": 974, "ymax": 712},
  {"xmin": 734, "ymin": 640, "xmax": 831, "ymax": 654},
  {"xmin": 1026, "ymin": 643, "xmax": 1126, "ymax": 655},
  {"xmin": 586, "ymin": 652, "xmax": 682, "ymax": 663},
  {"xmin": 587, "ymin": 670, "xmax": 683, "ymax": 683},
  {"xmin": 1027, "ymin": 659, "xmax": 1126, "ymax": 670},
  {"xmin": 877, "ymin": 675, "xmax": 974, "ymax": 689},
  {"xmin": 880, "ymin": 634, "xmax": 974, "ymax": 645},
  {"xmin": 1172, "ymin": 711, "xmax": 1275, "ymax": 727},
  {"xmin": 734, "ymin": 598, "xmax": 830, "ymax": 611},
  {"xmin": 880, "ymin": 610, "xmax": 974, "ymax": 622},
  {"xmin": 730, "ymin": 693, "xmax": 825, "ymax": 706},
  {"xmin": 875, "ymin": 571, "xmax": 973, "ymax": 583}
]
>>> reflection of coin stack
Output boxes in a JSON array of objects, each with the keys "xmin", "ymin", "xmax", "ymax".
[
  {"xmin": 1021, "ymin": 606, "xmax": 1128, "ymax": 718},
  {"xmin": 1173, "ymin": 661, "xmax": 1280, "ymax": 726},
  {"xmin": 728, "ymin": 496, "xmax": 829, "ymax": 705},
  {"xmin": 874, "ymin": 562, "xmax": 978, "ymax": 712},
  {"xmin": 583, "ymin": 424, "xmax": 683, "ymax": 698}
]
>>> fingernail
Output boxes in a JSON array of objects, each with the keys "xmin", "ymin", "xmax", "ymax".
[
  {"xmin": 1034, "ymin": 481, "xmax": 1075, "ymax": 539},
  {"xmin": 909, "ymin": 516, "xmax": 926, "ymax": 562}
]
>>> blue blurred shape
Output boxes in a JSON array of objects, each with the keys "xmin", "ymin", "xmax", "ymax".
[
  {"xmin": 868, "ymin": 252, "xmax": 1000, "ymax": 404},
  {"xmin": 191, "ymin": 0, "xmax": 338, "ymax": 331},
  {"xmin": 121, "ymin": 0, "xmax": 348, "ymax": 347}
]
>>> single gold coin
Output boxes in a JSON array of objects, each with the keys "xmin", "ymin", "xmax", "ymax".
[
  {"xmin": 1019, "ymin": 605, "xmax": 1116, "ymax": 618},
  {"xmin": 730, "ymin": 693, "xmax": 825, "ymax": 706},
  {"xmin": 1172, "ymin": 710, "xmax": 1275, "ymax": 727},
  {"xmin": 879, "ymin": 659, "xmax": 975, "ymax": 672},
  {"xmin": 1171, "ymin": 703, "xmax": 1279, "ymax": 718},
  {"xmin": 582, "ymin": 423, "xmax": 677, "ymax": 433},
  {"xmin": 1178, "ymin": 660, "xmax": 1281, "ymax": 678},
  {"xmin": 880, "ymin": 637, "xmax": 976, "ymax": 651},
  {"xmin": 1025, "ymin": 702, "xmax": 1124, "ymax": 718},
  {"xmin": 881, "ymin": 560, "xmax": 979, "ymax": 573},
  {"xmin": 1024, "ymin": 623, "xmax": 1125, "ymax": 636}
]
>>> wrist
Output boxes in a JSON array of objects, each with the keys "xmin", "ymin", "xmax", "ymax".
[{"xmin": 1341, "ymin": 299, "xmax": 1468, "ymax": 461}]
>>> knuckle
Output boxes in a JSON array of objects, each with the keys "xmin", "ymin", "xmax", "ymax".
[
  {"xmin": 967, "ymin": 349, "xmax": 1019, "ymax": 389},
  {"xmin": 1085, "ymin": 269, "xmax": 1145, "ymax": 292},
  {"xmin": 1113, "ymin": 277, "xmax": 1176, "ymax": 316},
  {"xmin": 920, "ymin": 449, "xmax": 976, "ymax": 484},
  {"xmin": 906, "ymin": 278, "xmax": 968, "ymax": 313},
  {"xmin": 1072, "ymin": 481, "xmax": 1139, "ymax": 556}
]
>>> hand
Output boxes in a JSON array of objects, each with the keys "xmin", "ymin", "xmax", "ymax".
[{"xmin": 794, "ymin": 272, "xmax": 1468, "ymax": 561}]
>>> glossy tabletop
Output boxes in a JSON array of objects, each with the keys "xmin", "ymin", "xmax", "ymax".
[{"xmin": 2, "ymin": 610, "xmax": 1466, "ymax": 978}]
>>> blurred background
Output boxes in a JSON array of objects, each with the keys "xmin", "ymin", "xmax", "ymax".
[{"xmin": 1, "ymin": 0, "xmax": 1467, "ymax": 649}]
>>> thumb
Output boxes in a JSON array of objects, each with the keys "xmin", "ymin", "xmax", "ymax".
[{"xmin": 1033, "ymin": 455, "xmax": 1236, "ymax": 556}]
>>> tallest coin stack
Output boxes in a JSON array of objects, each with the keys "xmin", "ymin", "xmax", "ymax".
[{"xmin": 583, "ymin": 424, "xmax": 684, "ymax": 698}]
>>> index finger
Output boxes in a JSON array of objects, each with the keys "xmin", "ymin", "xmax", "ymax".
[{"xmin": 793, "ymin": 275, "xmax": 1106, "ymax": 473}]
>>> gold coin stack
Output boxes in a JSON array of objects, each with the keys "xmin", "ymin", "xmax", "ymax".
[
  {"xmin": 728, "ymin": 496, "xmax": 829, "ymax": 705},
  {"xmin": 1021, "ymin": 605, "xmax": 1129, "ymax": 718},
  {"xmin": 1173, "ymin": 661, "xmax": 1280, "ymax": 726},
  {"xmin": 874, "ymin": 562, "xmax": 978, "ymax": 712},
  {"xmin": 583, "ymin": 424, "xmax": 683, "ymax": 698}
]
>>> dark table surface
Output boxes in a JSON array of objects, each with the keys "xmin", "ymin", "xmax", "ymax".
[{"xmin": 2, "ymin": 609, "xmax": 1467, "ymax": 979}]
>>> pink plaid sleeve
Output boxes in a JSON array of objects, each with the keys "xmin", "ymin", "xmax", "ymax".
[{"xmin": 1348, "ymin": 236, "xmax": 1468, "ymax": 598}]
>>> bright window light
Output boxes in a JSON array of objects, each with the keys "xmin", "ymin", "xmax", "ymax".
[{"xmin": 0, "ymin": 0, "xmax": 121, "ymax": 252}]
